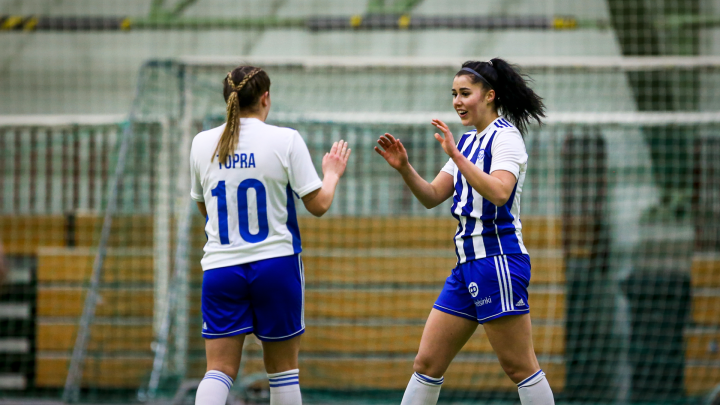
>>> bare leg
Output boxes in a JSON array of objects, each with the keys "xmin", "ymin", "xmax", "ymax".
[
  {"xmin": 262, "ymin": 335, "xmax": 302, "ymax": 374},
  {"xmin": 205, "ymin": 334, "xmax": 246, "ymax": 379},
  {"xmin": 414, "ymin": 309, "xmax": 478, "ymax": 377},
  {"xmin": 196, "ymin": 334, "xmax": 246, "ymax": 405},
  {"xmin": 399, "ymin": 309, "xmax": 478, "ymax": 405},
  {"xmin": 484, "ymin": 314, "xmax": 555, "ymax": 405},
  {"xmin": 262, "ymin": 335, "xmax": 303, "ymax": 405}
]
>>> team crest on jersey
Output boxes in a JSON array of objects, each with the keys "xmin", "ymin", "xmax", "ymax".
[{"xmin": 468, "ymin": 282, "xmax": 479, "ymax": 298}]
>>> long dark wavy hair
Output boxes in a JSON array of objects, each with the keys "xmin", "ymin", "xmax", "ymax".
[{"xmin": 456, "ymin": 58, "xmax": 545, "ymax": 135}]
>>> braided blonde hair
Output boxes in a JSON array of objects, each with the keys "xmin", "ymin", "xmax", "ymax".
[{"xmin": 212, "ymin": 67, "xmax": 264, "ymax": 163}]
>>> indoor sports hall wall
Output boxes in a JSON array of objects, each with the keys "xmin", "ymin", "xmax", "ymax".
[
  {"xmin": 2, "ymin": 1, "xmax": 720, "ymax": 404},
  {"xmin": 0, "ymin": 0, "xmax": 654, "ymax": 115}
]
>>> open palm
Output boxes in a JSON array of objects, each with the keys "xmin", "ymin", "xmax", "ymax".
[
  {"xmin": 374, "ymin": 133, "xmax": 409, "ymax": 171},
  {"xmin": 432, "ymin": 119, "xmax": 458, "ymax": 158}
]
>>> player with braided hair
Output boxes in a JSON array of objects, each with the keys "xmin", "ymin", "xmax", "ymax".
[
  {"xmin": 376, "ymin": 58, "xmax": 554, "ymax": 405},
  {"xmin": 190, "ymin": 65, "xmax": 351, "ymax": 405}
]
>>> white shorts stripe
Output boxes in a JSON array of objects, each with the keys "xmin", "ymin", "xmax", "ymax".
[
  {"xmin": 299, "ymin": 254, "xmax": 305, "ymax": 329},
  {"xmin": 433, "ymin": 304, "xmax": 478, "ymax": 321},
  {"xmin": 498, "ymin": 255, "xmax": 512, "ymax": 311},
  {"xmin": 494, "ymin": 256, "xmax": 507, "ymax": 312},
  {"xmin": 202, "ymin": 325, "xmax": 253, "ymax": 336},
  {"xmin": 255, "ymin": 327, "xmax": 305, "ymax": 340},
  {"xmin": 503, "ymin": 255, "xmax": 515, "ymax": 310}
]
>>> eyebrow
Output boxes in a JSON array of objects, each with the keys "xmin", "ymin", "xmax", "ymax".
[{"xmin": 452, "ymin": 87, "xmax": 472, "ymax": 91}]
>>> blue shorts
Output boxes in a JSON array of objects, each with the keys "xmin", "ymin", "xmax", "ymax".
[
  {"xmin": 201, "ymin": 254, "xmax": 305, "ymax": 341},
  {"xmin": 434, "ymin": 254, "xmax": 531, "ymax": 324}
]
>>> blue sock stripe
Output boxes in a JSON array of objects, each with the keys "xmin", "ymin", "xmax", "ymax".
[
  {"xmin": 414, "ymin": 377, "xmax": 444, "ymax": 386},
  {"xmin": 269, "ymin": 380, "xmax": 300, "ymax": 388},
  {"xmin": 414, "ymin": 372, "xmax": 443, "ymax": 382},
  {"xmin": 517, "ymin": 369, "xmax": 544, "ymax": 388},
  {"xmin": 269, "ymin": 375, "xmax": 299, "ymax": 382},
  {"xmin": 205, "ymin": 371, "xmax": 233, "ymax": 384},
  {"xmin": 205, "ymin": 371, "xmax": 234, "ymax": 385},
  {"xmin": 414, "ymin": 372, "xmax": 444, "ymax": 385},
  {"xmin": 206, "ymin": 370, "xmax": 234, "ymax": 381},
  {"xmin": 203, "ymin": 376, "xmax": 232, "ymax": 390}
]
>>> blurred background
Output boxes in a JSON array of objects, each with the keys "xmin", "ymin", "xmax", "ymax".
[{"xmin": 1, "ymin": 0, "xmax": 719, "ymax": 404}]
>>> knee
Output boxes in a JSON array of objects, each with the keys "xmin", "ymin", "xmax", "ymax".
[
  {"xmin": 206, "ymin": 366, "xmax": 239, "ymax": 381},
  {"xmin": 263, "ymin": 350, "xmax": 299, "ymax": 374},
  {"xmin": 500, "ymin": 362, "xmax": 537, "ymax": 385},
  {"xmin": 501, "ymin": 365, "xmax": 525, "ymax": 384},
  {"xmin": 412, "ymin": 354, "xmax": 444, "ymax": 379}
]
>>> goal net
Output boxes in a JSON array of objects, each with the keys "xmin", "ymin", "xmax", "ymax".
[{"xmin": 1, "ymin": 57, "xmax": 719, "ymax": 404}]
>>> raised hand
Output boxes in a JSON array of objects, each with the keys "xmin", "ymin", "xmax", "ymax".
[
  {"xmin": 432, "ymin": 119, "xmax": 459, "ymax": 158},
  {"xmin": 374, "ymin": 133, "xmax": 409, "ymax": 172},
  {"xmin": 322, "ymin": 140, "xmax": 351, "ymax": 179}
]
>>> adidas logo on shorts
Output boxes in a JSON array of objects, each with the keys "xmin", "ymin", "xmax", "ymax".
[
  {"xmin": 516, "ymin": 299, "xmax": 526, "ymax": 307},
  {"xmin": 203, "ymin": 322, "xmax": 208, "ymax": 330}
]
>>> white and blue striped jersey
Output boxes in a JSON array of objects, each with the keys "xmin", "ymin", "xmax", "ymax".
[
  {"xmin": 190, "ymin": 118, "xmax": 322, "ymax": 271},
  {"xmin": 441, "ymin": 117, "xmax": 529, "ymax": 264}
]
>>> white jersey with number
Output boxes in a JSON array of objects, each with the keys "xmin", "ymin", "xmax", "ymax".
[{"xmin": 190, "ymin": 118, "xmax": 322, "ymax": 271}]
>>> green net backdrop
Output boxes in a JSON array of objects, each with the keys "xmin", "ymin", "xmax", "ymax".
[{"xmin": 2, "ymin": 0, "xmax": 720, "ymax": 403}]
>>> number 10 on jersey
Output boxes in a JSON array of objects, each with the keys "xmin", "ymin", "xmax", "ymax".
[{"xmin": 211, "ymin": 179, "xmax": 269, "ymax": 244}]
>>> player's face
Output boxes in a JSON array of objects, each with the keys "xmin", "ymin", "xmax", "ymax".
[{"xmin": 452, "ymin": 75, "xmax": 485, "ymax": 127}]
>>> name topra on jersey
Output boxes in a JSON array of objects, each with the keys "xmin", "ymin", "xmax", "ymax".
[
  {"xmin": 441, "ymin": 117, "xmax": 529, "ymax": 264},
  {"xmin": 190, "ymin": 118, "xmax": 322, "ymax": 271}
]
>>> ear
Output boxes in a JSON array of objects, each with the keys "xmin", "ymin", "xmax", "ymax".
[
  {"xmin": 260, "ymin": 91, "xmax": 270, "ymax": 108},
  {"xmin": 486, "ymin": 89, "xmax": 496, "ymax": 104}
]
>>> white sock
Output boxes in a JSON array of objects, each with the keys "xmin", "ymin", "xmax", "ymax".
[
  {"xmin": 195, "ymin": 370, "xmax": 233, "ymax": 405},
  {"xmin": 268, "ymin": 369, "xmax": 302, "ymax": 405},
  {"xmin": 400, "ymin": 372, "xmax": 444, "ymax": 405},
  {"xmin": 517, "ymin": 369, "xmax": 555, "ymax": 405}
]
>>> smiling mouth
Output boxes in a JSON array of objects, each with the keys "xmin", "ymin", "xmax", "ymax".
[{"xmin": 457, "ymin": 110, "xmax": 468, "ymax": 118}]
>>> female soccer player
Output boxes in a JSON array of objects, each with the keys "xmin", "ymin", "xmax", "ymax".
[
  {"xmin": 375, "ymin": 59, "xmax": 554, "ymax": 405},
  {"xmin": 190, "ymin": 65, "xmax": 350, "ymax": 405}
]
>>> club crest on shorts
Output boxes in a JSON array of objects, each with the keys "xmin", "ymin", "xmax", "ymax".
[{"xmin": 468, "ymin": 282, "xmax": 479, "ymax": 298}]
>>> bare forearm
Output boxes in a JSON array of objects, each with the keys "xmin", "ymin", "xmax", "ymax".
[
  {"xmin": 398, "ymin": 164, "xmax": 445, "ymax": 208},
  {"xmin": 304, "ymin": 174, "xmax": 340, "ymax": 217},
  {"xmin": 452, "ymin": 153, "xmax": 510, "ymax": 206}
]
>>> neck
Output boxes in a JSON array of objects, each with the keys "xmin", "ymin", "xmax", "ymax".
[
  {"xmin": 239, "ymin": 107, "xmax": 269, "ymax": 122},
  {"xmin": 239, "ymin": 112, "xmax": 266, "ymax": 122},
  {"xmin": 474, "ymin": 109, "xmax": 499, "ymax": 133}
]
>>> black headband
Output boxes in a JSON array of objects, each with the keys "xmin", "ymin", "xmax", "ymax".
[{"xmin": 461, "ymin": 67, "xmax": 493, "ymax": 87}]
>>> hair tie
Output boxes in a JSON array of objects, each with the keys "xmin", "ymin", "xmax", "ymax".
[{"xmin": 488, "ymin": 60, "xmax": 493, "ymax": 67}]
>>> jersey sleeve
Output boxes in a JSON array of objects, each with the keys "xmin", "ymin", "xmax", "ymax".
[
  {"xmin": 489, "ymin": 130, "xmax": 528, "ymax": 180},
  {"xmin": 189, "ymin": 140, "xmax": 204, "ymax": 202},
  {"xmin": 440, "ymin": 157, "xmax": 456, "ymax": 176},
  {"xmin": 287, "ymin": 131, "xmax": 323, "ymax": 198}
]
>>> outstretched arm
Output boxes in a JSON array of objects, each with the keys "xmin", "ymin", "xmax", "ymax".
[
  {"xmin": 432, "ymin": 119, "xmax": 516, "ymax": 206},
  {"xmin": 375, "ymin": 133, "xmax": 454, "ymax": 209},
  {"xmin": 302, "ymin": 140, "xmax": 351, "ymax": 217}
]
